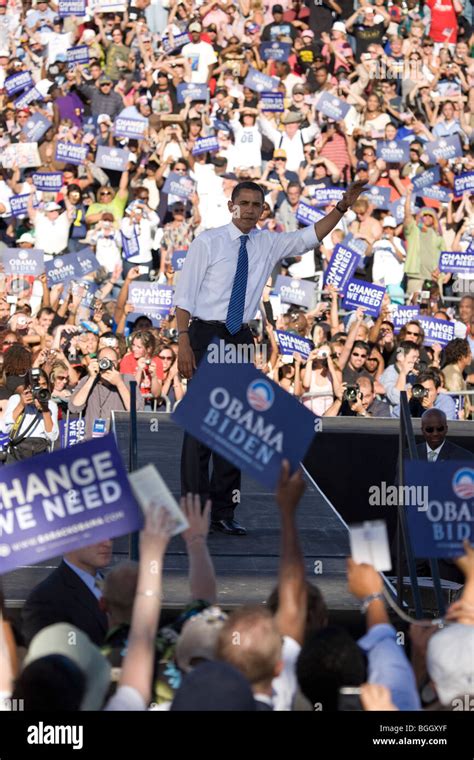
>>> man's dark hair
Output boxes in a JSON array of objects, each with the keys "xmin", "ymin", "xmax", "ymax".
[
  {"xmin": 37, "ymin": 307, "xmax": 55, "ymax": 319},
  {"xmin": 63, "ymin": 165, "xmax": 78, "ymax": 177},
  {"xmin": 13, "ymin": 655, "xmax": 86, "ymax": 711},
  {"xmin": 287, "ymin": 181, "xmax": 302, "ymax": 193},
  {"xmin": 443, "ymin": 337, "xmax": 471, "ymax": 366},
  {"xmin": 267, "ymin": 582, "xmax": 327, "ymax": 639},
  {"xmin": 231, "ymin": 181, "xmax": 265, "ymax": 204},
  {"xmin": 397, "ymin": 340, "xmax": 419, "ymax": 356},
  {"xmin": 351, "ymin": 340, "xmax": 369, "ymax": 354},
  {"xmin": 417, "ymin": 369, "xmax": 441, "ymax": 389}
]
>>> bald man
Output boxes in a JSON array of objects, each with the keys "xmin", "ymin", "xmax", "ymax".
[{"xmin": 418, "ymin": 409, "xmax": 474, "ymax": 462}]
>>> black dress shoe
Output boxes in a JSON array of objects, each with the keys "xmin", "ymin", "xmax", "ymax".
[{"xmin": 210, "ymin": 519, "xmax": 247, "ymax": 536}]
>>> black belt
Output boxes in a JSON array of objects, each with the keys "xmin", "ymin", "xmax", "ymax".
[{"xmin": 192, "ymin": 318, "xmax": 250, "ymax": 329}]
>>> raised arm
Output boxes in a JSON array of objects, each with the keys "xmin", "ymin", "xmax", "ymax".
[{"xmin": 181, "ymin": 494, "xmax": 217, "ymax": 603}]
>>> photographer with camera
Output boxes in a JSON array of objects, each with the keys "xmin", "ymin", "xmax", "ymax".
[
  {"xmin": 392, "ymin": 369, "xmax": 457, "ymax": 420},
  {"xmin": 323, "ymin": 376, "xmax": 391, "ymax": 418},
  {"xmin": 1, "ymin": 369, "xmax": 59, "ymax": 463},
  {"xmin": 68, "ymin": 347, "xmax": 144, "ymax": 440}
]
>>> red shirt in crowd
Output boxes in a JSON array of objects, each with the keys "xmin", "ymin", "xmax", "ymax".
[{"xmin": 119, "ymin": 353, "xmax": 164, "ymax": 396}]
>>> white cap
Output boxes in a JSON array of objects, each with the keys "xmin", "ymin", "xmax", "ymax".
[
  {"xmin": 97, "ymin": 114, "xmax": 112, "ymax": 125},
  {"xmin": 382, "ymin": 215, "xmax": 397, "ymax": 228},
  {"xmin": 332, "ymin": 22, "xmax": 347, "ymax": 33},
  {"xmin": 82, "ymin": 30, "xmax": 95, "ymax": 42},
  {"xmin": 17, "ymin": 232, "xmax": 36, "ymax": 244},
  {"xmin": 44, "ymin": 201, "xmax": 61, "ymax": 212}
]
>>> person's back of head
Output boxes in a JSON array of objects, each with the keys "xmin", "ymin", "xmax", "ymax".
[
  {"xmin": 296, "ymin": 626, "xmax": 366, "ymax": 711},
  {"xmin": 267, "ymin": 581, "xmax": 328, "ymax": 640},
  {"xmin": 13, "ymin": 654, "xmax": 86, "ymax": 711},
  {"xmin": 101, "ymin": 561, "xmax": 138, "ymax": 626}
]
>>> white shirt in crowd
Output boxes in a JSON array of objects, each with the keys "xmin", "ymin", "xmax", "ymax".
[
  {"xmin": 1, "ymin": 397, "xmax": 59, "ymax": 443},
  {"xmin": 34, "ymin": 211, "xmax": 71, "ymax": 259},
  {"xmin": 371, "ymin": 235, "xmax": 406, "ymax": 287},
  {"xmin": 258, "ymin": 117, "xmax": 319, "ymax": 172},
  {"xmin": 120, "ymin": 213, "xmax": 159, "ymax": 264},
  {"xmin": 230, "ymin": 118, "xmax": 263, "ymax": 170},
  {"xmin": 181, "ymin": 40, "xmax": 217, "ymax": 83}
]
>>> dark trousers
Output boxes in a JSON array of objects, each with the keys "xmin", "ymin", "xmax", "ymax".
[{"xmin": 180, "ymin": 319, "xmax": 254, "ymax": 520}]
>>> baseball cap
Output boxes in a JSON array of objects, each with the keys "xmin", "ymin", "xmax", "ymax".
[
  {"xmin": 273, "ymin": 148, "xmax": 287, "ymax": 159},
  {"xmin": 356, "ymin": 160, "xmax": 369, "ymax": 171},
  {"xmin": 44, "ymin": 202, "xmax": 61, "ymax": 212},
  {"xmin": 272, "ymin": 4, "xmax": 284, "ymax": 13},
  {"xmin": 292, "ymin": 84, "xmax": 305, "ymax": 94},
  {"xmin": 17, "ymin": 232, "xmax": 36, "ymax": 244},
  {"xmin": 99, "ymin": 74, "xmax": 113, "ymax": 85},
  {"xmin": 97, "ymin": 113, "xmax": 112, "ymax": 124},
  {"xmin": 175, "ymin": 606, "xmax": 228, "ymax": 673},
  {"xmin": 82, "ymin": 29, "xmax": 95, "ymax": 42},
  {"xmin": 364, "ymin": 6, "xmax": 375, "ymax": 13},
  {"xmin": 246, "ymin": 22, "xmax": 260, "ymax": 33},
  {"xmin": 23, "ymin": 624, "xmax": 111, "ymax": 711},
  {"xmin": 281, "ymin": 111, "xmax": 302, "ymax": 125},
  {"xmin": 170, "ymin": 661, "xmax": 257, "ymax": 711},
  {"xmin": 301, "ymin": 29, "xmax": 314, "ymax": 38},
  {"xmin": 332, "ymin": 22, "xmax": 347, "ymax": 33},
  {"xmin": 188, "ymin": 21, "xmax": 202, "ymax": 32},
  {"xmin": 382, "ymin": 215, "xmax": 397, "ymax": 228},
  {"xmin": 427, "ymin": 624, "xmax": 474, "ymax": 705}
]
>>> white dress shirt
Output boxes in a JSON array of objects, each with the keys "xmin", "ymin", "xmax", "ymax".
[
  {"xmin": 174, "ymin": 221, "xmax": 318, "ymax": 322},
  {"xmin": 1, "ymin": 396, "xmax": 59, "ymax": 443}
]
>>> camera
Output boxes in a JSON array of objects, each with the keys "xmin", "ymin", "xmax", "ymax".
[
  {"xmin": 98, "ymin": 357, "xmax": 114, "ymax": 372},
  {"xmin": 28, "ymin": 369, "xmax": 50, "ymax": 405},
  {"xmin": 316, "ymin": 348, "xmax": 329, "ymax": 360},
  {"xmin": 414, "ymin": 359, "xmax": 427, "ymax": 372},
  {"xmin": 163, "ymin": 328, "xmax": 178, "ymax": 340},
  {"xmin": 343, "ymin": 384, "xmax": 361, "ymax": 403},
  {"xmin": 412, "ymin": 383, "xmax": 428, "ymax": 399}
]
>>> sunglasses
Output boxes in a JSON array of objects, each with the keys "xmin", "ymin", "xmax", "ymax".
[
  {"xmin": 352, "ymin": 352, "xmax": 367, "ymax": 359},
  {"xmin": 56, "ymin": 376, "xmax": 68, "ymax": 381},
  {"xmin": 100, "ymin": 191, "xmax": 113, "ymax": 197},
  {"xmin": 3, "ymin": 340, "xmax": 16, "ymax": 346},
  {"xmin": 424, "ymin": 426, "xmax": 445, "ymax": 433},
  {"xmin": 159, "ymin": 354, "xmax": 173, "ymax": 360},
  {"xmin": 406, "ymin": 330, "xmax": 420, "ymax": 337}
]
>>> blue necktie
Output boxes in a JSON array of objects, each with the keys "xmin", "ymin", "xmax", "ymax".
[{"xmin": 226, "ymin": 234, "xmax": 249, "ymax": 334}]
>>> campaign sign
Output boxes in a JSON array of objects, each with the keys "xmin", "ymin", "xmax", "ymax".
[
  {"xmin": 274, "ymin": 275, "xmax": 314, "ymax": 309},
  {"xmin": 418, "ymin": 316, "xmax": 455, "ymax": 347},
  {"xmin": 388, "ymin": 198, "xmax": 407, "ymax": 225},
  {"xmin": 244, "ymin": 67, "xmax": 279, "ymax": 93},
  {"xmin": 342, "ymin": 234, "xmax": 369, "ymax": 257},
  {"xmin": 0, "ymin": 435, "xmax": 142, "ymax": 574},
  {"xmin": 415, "ymin": 184, "xmax": 452, "ymax": 203},
  {"xmin": 260, "ymin": 92, "xmax": 284, "ymax": 112},
  {"xmin": 315, "ymin": 92, "xmax": 350, "ymax": 121},
  {"xmin": 391, "ymin": 305, "xmax": 420, "ymax": 333},
  {"xmin": 425, "ymin": 135, "xmax": 463, "ymax": 163},
  {"xmin": 172, "ymin": 350, "xmax": 316, "ymax": 489},
  {"xmin": 45, "ymin": 253, "xmax": 78, "ymax": 286},
  {"xmin": 114, "ymin": 117, "xmax": 147, "ymax": 140},
  {"xmin": 22, "ymin": 114, "xmax": 52, "ymax": 142},
  {"xmin": 95, "ymin": 146, "xmax": 129, "ymax": 172},
  {"xmin": 129, "ymin": 283, "xmax": 174, "ymax": 318},
  {"xmin": 55, "ymin": 141, "xmax": 88, "ymax": 166},
  {"xmin": 295, "ymin": 200, "xmax": 324, "ymax": 227},
  {"xmin": 58, "ymin": 0, "xmax": 86, "ymax": 15},
  {"xmin": 454, "ymin": 172, "xmax": 474, "ymax": 197},
  {"xmin": 439, "ymin": 251, "xmax": 474, "ymax": 275},
  {"xmin": 162, "ymin": 31, "xmax": 190, "ymax": 54},
  {"xmin": 121, "ymin": 230, "xmax": 140, "ymax": 260},
  {"xmin": 324, "ymin": 244, "xmax": 361, "ymax": 294},
  {"xmin": 275, "ymin": 330, "xmax": 312, "ymax": 361},
  {"xmin": 312, "ymin": 186, "xmax": 345, "ymax": 207},
  {"xmin": 343, "ymin": 279, "xmax": 386, "ymax": 317},
  {"xmin": 32, "ymin": 172, "xmax": 64, "ymax": 191},
  {"xmin": 405, "ymin": 461, "xmax": 474, "ymax": 558},
  {"xmin": 411, "ymin": 166, "xmax": 441, "ymax": 192},
  {"xmin": 10, "ymin": 194, "xmax": 33, "ymax": 217},
  {"xmin": 67, "ymin": 45, "xmax": 90, "ymax": 65},
  {"xmin": 361, "ymin": 185, "xmax": 391, "ymax": 210},
  {"xmin": 14, "ymin": 86, "xmax": 42, "ymax": 110},
  {"xmin": 376, "ymin": 140, "xmax": 410, "ymax": 163},
  {"xmin": 2, "ymin": 143, "xmax": 41, "ymax": 170},
  {"xmin": 78, "ymin": 281, "xmax": 99, "ymax": 309},
  {"xmin": 62, "ymin": 417, "xmax": 86, "ymax": 447},
  {"xmin": 5, "ymin": 71, "xmax": 33, "ymax": 97},
  {"xmin": 2, "ymin": 249, "xmax": 44, "ymax": 277},
  {"xmin": 260, "ymin": 42, "xmax": 292, "ymax": 61},
  {"xmin": 76, "ymin": 247, "xmax": 100, "ymax": 277},
  {"xmin": 171, "ymin": 250, "xmax": 187, "ymax": 270},
  {"xmin": 192, "ymin": 135, "xmax": 220, "ymax": 155},
  {"xmin": 176, "ymin": 83, "xmax": 209, "ymax": 103},
  {"xmin": 162, "ymin": 172, "xmax": 195, "ymax": 199}
]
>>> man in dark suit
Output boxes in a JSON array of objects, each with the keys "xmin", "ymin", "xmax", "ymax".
[{"xmin": 22, "ymin": 541, "xmax": 112, "ymax": 647}]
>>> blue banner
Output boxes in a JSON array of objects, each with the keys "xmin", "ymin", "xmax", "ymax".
[
  {"xmin": 76, "ymin": 247, "xmax": 100, "ymax": 277},
  {"xmin": 162, "ymin": 31, "xmax": 190, "ymax": 53},
  {"xmin": 439, "ymin": 251, "xmax": 474, "ymax": 274},
  {"xmin": 342, "ymin": 234, "xmax": 369, "ymax": 257},
  {"xmin": 32, "ymin": 172, "xmax": 64, "ymax": 191},
  {"xmin": 0, "ymin": 435, "xmax": 142, "ymax": 574},
  {"xmin": 342, "ymin": 278, "xmax": 386, "ymax": 317},
  {"xmin": 425, "ymin": 135, "xmax": 463, "ymax": 163},
  {"xmin": 21, "ymin": 113, "xmax": 52, "ymax": 142},
  {"xmin": 62, "ymin": 416, "xmax": 86, "ymax": 447},
  {"xmin": 129, "ymin": 282, "xmax": 174, "ymax": 318},
  {"xmin": 315, "ymin": 92, "xmax": 350, "ymax": 121},
  {"xmin": 192, "ymin": 135, "xmax": 220, "ymax": 155},
  {"xmin": 67, "ymin": 45, "xmax": 90, "ymax": 65},
  {"xmin": 274, "ymin": 275, "xmax": 314, "ymax": 308},
  {"xmin": 323, "ymin": 244, "xmax": 361, "ymax": 294},
  {"xmin": 78, "ymin": 281, "xmax": 99, "ymax": 310},
  {"xmin": 260, "ymin": 42, "xmax": 292, "ymax": 61},
  {"xmin": 176, "ymin": 83, "xmax": 209, "ymax": 103},
  {"xmin": 2, "ymin": 248, "xmax": 44, "ymax": 277},
  {"xmin": 412, "ymin": 166, "xmax": 441, "ymax": 192},
  {"xmin": 361, "ymin": 185, "xmax": 391, "ymax": 209},
  {"xmin": 9, "ymin": 194, "xmax": 33, "ymax": 217},
  {"xmin": 172, "ymin": 349, "xmax": 316, "ymax": 488},
  {"xmin": 121, "ymin": 229, "xmax": 140, "ymax": 260},
  {"xmin": 171, "ymin": 249, "xmax": 187, "ymax": 270},
  {"xmin": 5, "ymin": 70, "xmax": 33, "ymax": 96},
  {"xmin": 414, "ymin": 184, "xmax": 452, "ymax": 203},
  {"xmin": 162, "ymin": 171, "xmax": 195, "ymax": 199},
  {"xmin": 418, "ymin": 316, "xmax": 455, "ymax": 347},
  {"xmin": 95, "ymin": 146, "xmax": 129, "ymax": 172},
  {"xmin": 391, "ymin": 305, "xmax": 420, "ymax": 333},
  {"xmin": 58, "ymin": 0, "xmax": 86, "ymax": 14},
  {"xmin": 114, "ymin": 117, "xmax": 147, "ymax": 140},
  {"xmin": 55, "ymin": 141, "xmax": 88, "ymax": 166},
  {"xmin": 14, "ymin": 86, "xmax": 42, "ymax": 110},
  {"xmin": 295, "ymin": 200, "xmax": 324, "ymax": 227},
  {"xmin": 388, "ymin": 198, "xmax": 407, "ymax": 225},
  {"xmin": 45, "ymin": 253, "xmax": 80, "ymax": 287},
  {"xmin": 312, "ymin": 186, "xmax": 345, "ymax": 207},
  {"xmin": 275, "ymin": 330, "xmax": 312, "ymax": 361},
  {"xmin": 405, "ymin": 461, "xmax": 474, "ymax": 559},
  {"xmin": 454, "ymin": 172, "xmax": 474, "ymax": 197},
  {"xmin": 260, "ymin": 92, "xmax": 284, "ymax": 112},
  {"xmin": 243, "ymin": 67, "xmax": 279, "ymax": 93},
  {"xmin": 376, "ymin": 140, "xmax": 410, "ymax": 163}
]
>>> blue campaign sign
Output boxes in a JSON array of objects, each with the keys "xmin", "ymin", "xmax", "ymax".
[
  {"xmin": 45, "ymin": 253, "xmax": 79, "ymax": 287},
  {"xmin": 176, "ymin": 83, "xmax": 209, "ymax": 103},
  {"xmin": 391, "ymin": 305, "xmax": 420, "ymax": 333},
  {"xmin": 79, "ymin": 281, "xmax": 99, "ymax": 310},
  {"xmin": 260, "ymin": 42, "xmax": 292, "ymax": 61},
  {"xmin": 454, "ymin": 172, "xmax": 474, "ymax": 197},
  {"xmin": 129, "ymin": 282, "xmax": 174, "ymax": 318},
  {"xmin": 67, "ymin": 45, "xmax": 90, "ymax": 65},
  {"xmin": 55, "ymin": 141, "xmax": 88, "ymax": 166},
  {"xmin": 76, "ymin": 247, "xmax": 100, "ymax": 277},
  {"xmin": 32, "ymin": 172, "xmax": 64, "ymax": 191},
  {"xmin": 192, "ymin": 135, "xmax": 220, "ymax": 155},
  {"xmin": 323, "ymin": 244, "xmax": 361, "ymax": 294},
  {"xmin": 58, "ymin": 0, "xmax": 86, "ymax": 15},
  {"xmin": 425, "ymin": 135, "xmax": 463, "ymax": 163},
  {"xmin": 2, "ymin": 248, "xmax": 44, "ymax": 277},
  {"xmin": 315, "ymin": 92, "xmax": 350, "ymax": 121},
  {"xmin": 439, "ymin": 251, "xmax": 474, "ymax": 275},
  {"xmin": 162, "ymin": 31, "xmax": 190, "ymax": 53},
  {"xmin": 405, "ymin": 461, "xmax": 474, "ymax": 559},
  {"xmin": 172, "ymin": 350, "xmax": 316, "ymax": 489},
  {"xmin": 121, "ymin": 230, "xmax": 140, "ymax": 260},
  {"xmin": 418, "ymin": 316, "xmax": 455, "ymax": 347},
  {"xmin": 295, "ymin": 200, "xmax": 324, "ymax": 227},
  {"xmin": 162, "ymin": 172, "xmax": 196, "ymax": 199},
  {"xmin": 274, "ymin": 275, "xmax": 314, "ymax": 308},
  {"xmin": 244, "ymin": 67, "xmax": 279, "ymax": 93},
  {"xmin": 14, "ymin": 86, "xmax": 42, "ymax": 110},
  {"xmin": 10, "ymin": 194, "xmax": 32, "ymax": 217},
  {"xmin": 114, "ymin": 117, "xmax": 147, "ymax": 140},
  {"xmin": 415, "ymin": 184, "xmax": 452, "ymax": 203},
  {"xmin": 21, "ymin": 113, "xmax": 52, "ymax": 142},
  {"xmin": 171, "ymin": 249, "xmax": 187, "ymax": 270},
  {"xmin": 342, "ymin": 234, "xmax": 369, "ymax": 257},
  {"xmin": 95, "ymin": 146, "xmax": 129, "ymax": 172},
  {"xmin": 62, "ymin": 417, "xmax": 86, "ymax": 447},
  {"xmin": 312, "ymin": 186, "xmax": 345, "ymax": 207},
  {"xmin": 5, "ymin": 70, "xmax": 33, "ymax": 96},
  {"xmin": 388, "ymin": 198, "xmax": 407, "ymax": 225},
  {"xmin": 343, "ymin": 278, "xmax": 386, "ymax": 317},
  {"xmin": 0, "ymin": 435, "xmax": 142, "ymax": 574},
  {"xmin": 361, "ymin": 185, "xmax": 391, "ymax": 210},
  {"xmin": 411, "ymin": 166, "xmax": 441, "ymax": 192},
  {"xmin": 376, "ymin": 140, "xmax": 410, "ymax": 163},
  {"xmin": 275, "ymin": 330, "xmax": 312, "ymax": 361},
  {"xmin": 260, "ymin": 92, "xmax": 284, "ymax": 112}
]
